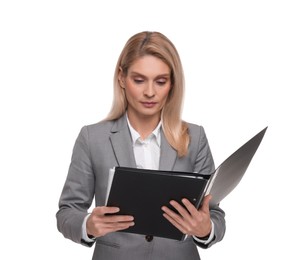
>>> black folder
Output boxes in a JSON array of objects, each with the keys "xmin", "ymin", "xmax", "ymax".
[{"xmin": 106, "ymin": 127, "xmax": 267, "ymax": 240}]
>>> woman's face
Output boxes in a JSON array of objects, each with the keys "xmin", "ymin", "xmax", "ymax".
[{"xmin": 120, "ymin": 55, "xmax": 171, "ymax": 122}]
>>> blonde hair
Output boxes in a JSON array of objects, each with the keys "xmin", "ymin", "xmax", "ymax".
[{"xmin": 106, "ymin": 31, "xmax": 189, "ymax": 157}]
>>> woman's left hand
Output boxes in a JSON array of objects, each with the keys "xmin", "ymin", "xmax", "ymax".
[{"xmin": 161, "ymin": 194, "xmax": 212, "ymax": 238}]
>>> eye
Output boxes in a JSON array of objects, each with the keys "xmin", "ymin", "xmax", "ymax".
[
  {"xmin": 133, "ymin": 78, "xmax": 144, "ymax": 84},
  {"xmin": 156, "ymin": 78, "xmax": 168, "ymax": 86}
]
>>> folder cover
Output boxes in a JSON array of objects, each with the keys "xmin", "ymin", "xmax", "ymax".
[
  {"xmin": 107, "ymin": 167, "xmax": 211, "ymax": 240},
  {"xmin": 106, "ymin": 127, "xmax": 267, "ymax": 240}
]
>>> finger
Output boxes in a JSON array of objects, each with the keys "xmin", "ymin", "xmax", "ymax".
[
  {"xmin": 201, "ymin": 195, "xmax": 212, "ymax": 212},
  {"xmin": 181, "ymin": 198, "xmax": 199, "ymax": 215},
  {"xmin": 114, "ymin": 222, "xmax": 135, "ymax": 231},
  {"xmin": 168, "ymin": 200, "xmax": 191, "ymax": 219},
  {"xmin": 92, "ymin": 206, "xmax": 120, "ymax": 215},
  {"xmin": 91, "ymin": 206, "xmax": 134, "ymax": 223},
  {"xmin": 92, "ymin": 220, "xmax": 135, "ymax": 237},
  {"xmin": 161, "ymin": 205, "xmax": 184, "ymax": 223},
  {"xmin": 104, "ymin": 214, "xmax": 134, "ymax": 223},
  {"xmin": 104, "ymin": 220, "xmax": 135, "ymax": 230}
]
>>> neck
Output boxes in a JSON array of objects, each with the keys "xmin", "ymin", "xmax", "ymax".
[{"xmin": 127, "ymin": 111, "xmax": 160, "ymax": 139}]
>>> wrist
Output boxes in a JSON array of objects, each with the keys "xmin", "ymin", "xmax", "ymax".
[
  {"xmin": 196, "ymin": 222, "xmax": 212, "ymax": 240},
  {"xmin": 196, "ymin": 232, "xmax": 210, "ymax": 240}
]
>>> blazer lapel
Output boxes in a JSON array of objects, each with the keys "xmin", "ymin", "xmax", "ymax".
[
  {"xmin": 109, "ymin": 115, "xmax": 137, "ymax": 168},
  {"xmin": 159, "ymin": 130, "xmax": 177, "ymax": 171}
]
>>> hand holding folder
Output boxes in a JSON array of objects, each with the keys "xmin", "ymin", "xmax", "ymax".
[{"xmin": 106, "ymin": 127, "xmax": 267, "ymax": 240}]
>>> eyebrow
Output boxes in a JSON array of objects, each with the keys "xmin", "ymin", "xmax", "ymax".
[{"xmin": 129, "ymin": 71, "xmax": 170, "ymax": 78}]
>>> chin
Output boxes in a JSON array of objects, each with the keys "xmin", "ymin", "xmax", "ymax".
[{"xmin": 139, "ymin": 110, "xmax": 161, "ymax": 118}]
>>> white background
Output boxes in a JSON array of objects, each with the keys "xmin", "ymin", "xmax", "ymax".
[{"xmin": 1, "ymin": 1, "xmax": 295, "ymax": 259}]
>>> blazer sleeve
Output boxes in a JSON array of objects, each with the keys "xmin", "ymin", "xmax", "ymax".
[
  {"xmin": 191, "ymin": 125, "xmax": 226, "ymax": 249},
  {"xmin": 56, "ymin": 126, "xmax": 95, "ymax": 246}
]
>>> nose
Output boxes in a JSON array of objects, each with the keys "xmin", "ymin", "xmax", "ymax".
[{"xmin": 143, "ymin": 82, "xmax": 155, "ymax": 97}]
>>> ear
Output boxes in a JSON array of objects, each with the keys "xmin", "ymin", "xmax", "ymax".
[{"xmin": 118, "ymin": 67, "xmax": 125, "ymax": 88}]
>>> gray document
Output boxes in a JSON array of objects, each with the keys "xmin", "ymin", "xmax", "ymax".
[{"xmin": 207, "ymin": 127, "xmax": 268, "ymax": 206}]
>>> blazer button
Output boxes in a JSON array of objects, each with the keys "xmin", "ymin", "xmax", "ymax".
[{"xmin": 145, "ymin": 235, "xmax": 153, "ymax": 242}]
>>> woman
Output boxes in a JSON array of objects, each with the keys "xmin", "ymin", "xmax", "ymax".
[{"xmin": 56, "ymin": 31, "xmax": 226, "ymax": 260}]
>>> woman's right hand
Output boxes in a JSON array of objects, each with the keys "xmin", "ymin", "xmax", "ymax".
[{"xmin": 86, "ymin": 206, "xmax": 134, "ymax": 238}]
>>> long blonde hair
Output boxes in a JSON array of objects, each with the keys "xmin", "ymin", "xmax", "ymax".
[{"xmin": 106, "ymin": 31, "xmax": 189, "ymax": 157}]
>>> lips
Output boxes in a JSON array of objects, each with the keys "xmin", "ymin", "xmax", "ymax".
[{"xmin": 141, "ymin": 101, "xmax": 157, "ymax": 108}]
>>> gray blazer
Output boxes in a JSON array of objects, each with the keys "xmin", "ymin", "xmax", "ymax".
[{"xmin": 56, "ymin": 115, "xmax": 226, "ymax": 260}]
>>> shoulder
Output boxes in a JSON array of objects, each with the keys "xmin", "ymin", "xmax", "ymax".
[
  {"xmin": 186, "ymin": 122, "xmax": 206, "ymax": 138},
  {"xmin": 79, "ymin": 119, "xmax": 115, "ymax": 139},
  {"xmin": 185, "ymin": 122, "xmax": 210, "ymax": 148},
  {"xmin": 85, "ymin": 120, "xmax": 114, "ymax": 132},
  {"xmin": 79, "ymin": 115, "xmax": 127, "ymax": 139},
  {"xmin": 187, "ymin": 122, "xmax": 203, "ymax": 132}
]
